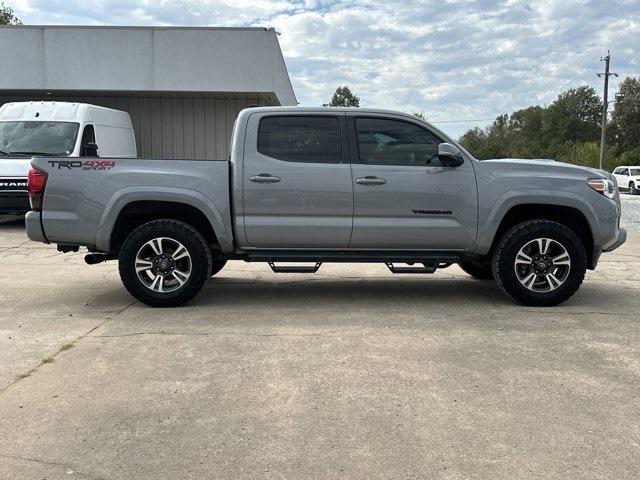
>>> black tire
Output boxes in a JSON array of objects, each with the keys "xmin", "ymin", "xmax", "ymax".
[
  {"xmin": 118, "ymin": 220, "xmax": 212, "ymax": 307},
  {"xmin": 492, "ymin": 220, "xmax": 587, "ymax": 307},
  {"xmin": 210, "ymin": 260, "xmax": 227, "ymax": 277},
  {"xmin": 459, "ymin": 259, "xmax": 493, "ymax": 279},
  {"xmin": 630, "ymin": 182, "xmax": 638, "ymax": 195}
]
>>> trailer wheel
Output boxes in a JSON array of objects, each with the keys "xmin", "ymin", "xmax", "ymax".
[{"xmin": 119, "ymin": 220, "xmax": 212, "ymax": 307}]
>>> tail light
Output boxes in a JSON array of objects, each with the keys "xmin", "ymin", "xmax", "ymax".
[{"xmin": 27, "ymin": 168, "xmax": 48, "ymax": 211}]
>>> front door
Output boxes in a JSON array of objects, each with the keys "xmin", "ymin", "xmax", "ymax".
[
  {"xmin": 348, "ymin": 115, "xmax": 478, "ymax": 250},
  {"xmin": 242, "ymin": 113, "xmax": 353, "ymax": 249}
]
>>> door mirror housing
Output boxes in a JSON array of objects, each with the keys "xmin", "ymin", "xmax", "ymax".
[
  {"xmin": 437, "ymin": 143, "xmax": 464, "ymax": 167},
  {"xmin": 82, "ymin": 142, "xmax": 99, "ymax": 157}
]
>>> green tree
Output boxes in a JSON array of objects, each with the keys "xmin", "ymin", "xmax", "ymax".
[
  {"xmin": 616, "ymin": 146, "xmax": 640, "ymax": 167},
  {"xmin": 508, "ymin": 106, "xmax": 545, "ymax": 157},
  {"xmin": 555, "ymin": 141, "xmax": 602, "ymax": 168},
  {"xmin": 608, "ymin": 76, "xmax": 640, "ymax": 154},
  {"xmin": 458, "ymin": 127, "xmax": 498, "ymax": 160},
  {"xmin": 329, "ymin": 86, "xmax": 360, "ymax": 107},
  {"xmin": 460, "ymin": 85, "xmax": 605, "ymax": 163},
  {"xmin": 0, "ymin": 2, "xmax": 22, "ymax": 25},
  {"xmin": 541, "ymin": 85, "xmax": 602, "ymax": 150}
]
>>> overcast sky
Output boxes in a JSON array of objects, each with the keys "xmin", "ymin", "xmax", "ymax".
[{"xmin": 10, "ymin": 0, "xmax": 640, "ymax": 137}]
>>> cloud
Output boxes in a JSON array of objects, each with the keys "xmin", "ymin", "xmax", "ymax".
[{"xmin": 11, "ymin": 0, "xmax": 640, "ymax": 137}]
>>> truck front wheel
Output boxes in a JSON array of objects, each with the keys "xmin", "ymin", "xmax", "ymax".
[
  {"xmin": 492, "ymin": 220, "xmax": 587, "ymax": 306},
  {"xmin": 118, "ymin": 220, "xmax": 212, "ymax": 307}
]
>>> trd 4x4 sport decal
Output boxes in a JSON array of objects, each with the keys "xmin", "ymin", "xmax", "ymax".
[{"xmin": 47, "ymin": 160, "xmax": 116, "ymax": 170}]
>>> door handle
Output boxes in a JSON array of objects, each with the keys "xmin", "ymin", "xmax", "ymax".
[
  {"xmin": 249, "ymin": 173, "xmax": 281, "ymax": 184},
  {"xmin": 355, "ymin": 176, "xmax": 387, "ymax": 186}
]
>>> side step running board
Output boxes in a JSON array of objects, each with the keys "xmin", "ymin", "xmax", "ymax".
[
  {"xmin": 268, "ymin": 262, "xmax": 322, "ymax": 273},
  {"xmin": 385, "ymin": 262, "xmax": 450, "ymax": 274}
]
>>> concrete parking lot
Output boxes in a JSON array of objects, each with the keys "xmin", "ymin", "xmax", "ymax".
[{"xmin": 1, "ymin": 208, "xmax": 639, "ymax": 479}]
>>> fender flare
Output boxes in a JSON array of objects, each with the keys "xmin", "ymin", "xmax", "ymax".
[
  {"xmin": 474, "ymin": 189, "xmax": 600, "ymax": 255},
  {"xmin": 94, "ymin": 186, "xmax": 232, "ymax": 252}
]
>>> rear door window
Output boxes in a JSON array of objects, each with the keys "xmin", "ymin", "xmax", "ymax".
[{"xmin": 258, "ymin": 116, "xmax": 342, "ymax": 164}]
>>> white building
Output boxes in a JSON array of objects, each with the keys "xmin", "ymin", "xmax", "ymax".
[{"xmin": 0, "ymin": 25, "xmax": 297, "ymax": 159}]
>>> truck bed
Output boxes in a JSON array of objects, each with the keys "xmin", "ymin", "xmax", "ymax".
[{"xmin": 28, "ymin": 156, "xmax": 233, "ymax": 252}]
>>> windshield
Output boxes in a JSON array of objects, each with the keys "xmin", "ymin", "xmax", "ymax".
[
  {"xmin": 630, "ymin": 168, "xmax": 640, "ymax": 176},
  {"xmin": 0, "ymin": 121, "xmax": 79, "ymax": 156}
]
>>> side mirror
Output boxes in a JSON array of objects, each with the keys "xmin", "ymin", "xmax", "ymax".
[
  {"xmin": 82, "ymin": 142, "xmax": 99, "ymax": 157},
  {"xmin": 437, "ymin": 143, "xmax": 464, "ymax": 167}
]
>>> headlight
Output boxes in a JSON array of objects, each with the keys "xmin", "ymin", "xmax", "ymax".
[{"xmin": 587, "ymin": 178, "xmax": 616, "ymax": 199}]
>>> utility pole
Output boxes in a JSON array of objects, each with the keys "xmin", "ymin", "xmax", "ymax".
[{"xmin": 597, "ymin": 51, "xmax": 618, "ymax": 170}]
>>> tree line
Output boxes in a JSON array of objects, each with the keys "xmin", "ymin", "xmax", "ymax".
[{"xmin": 458, "ymin": 78, "xmax": 640, "ymax": 170}]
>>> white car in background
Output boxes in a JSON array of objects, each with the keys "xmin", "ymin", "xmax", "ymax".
[{"xmin": 612, "ymin": 166, "xmax": 640, "ymax": 195}]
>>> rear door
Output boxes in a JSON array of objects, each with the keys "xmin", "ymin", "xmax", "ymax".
[
  {"xmin": 241, "ymin": 112, "xmax": 353, "ymax": 249},
  {"xmin": 347, "ymin": 115, "xmax": 478, "ymax": 250}
]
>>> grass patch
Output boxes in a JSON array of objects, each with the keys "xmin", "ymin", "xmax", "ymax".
[
  {"xmin": 41, "ymin": 357, "xmax": 54, "ymax": 365},
  {"xmin": 16, "ymin": 373, "xmax": 30, "ymax": 380},
  {"xmin": 59, "ymin": 343, "xmax": 74, "ymax": 352}
]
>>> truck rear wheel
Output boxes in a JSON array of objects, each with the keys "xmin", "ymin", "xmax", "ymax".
[
  {"xmin": 118, "ymin": 220, "xmax": 212, "ymax": 307},
  {"xmin": 630, "ymin": 182, "xmax": 638, "ymax": 195},
  {"xmin": 492, "ymin": 220, "xmax": 586, "ymax": 306}
]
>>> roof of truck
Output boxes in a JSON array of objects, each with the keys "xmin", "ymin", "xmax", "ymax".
[{"xmin": 241, "ymin": 106, "xmax": 416, "ymax": 116}]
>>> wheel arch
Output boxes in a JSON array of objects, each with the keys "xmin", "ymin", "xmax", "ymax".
[
  {"xmin": 477, "ymin": 197, "xmax": 597, "ymax": 268},
  {"xmin": 96, "ymin": 188, "xmax": 232, "ymax": 253}
]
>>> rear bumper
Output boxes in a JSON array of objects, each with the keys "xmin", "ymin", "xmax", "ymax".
[
  {"xmin": 25, "ymin": 210, "xmax": 48, "ymax": 244},
  {"xmin": 0, "ymin": 193, "xmax": 30, "ymax": 215}
]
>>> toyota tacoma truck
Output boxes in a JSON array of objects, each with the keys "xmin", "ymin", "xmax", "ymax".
[{"xmin": 25, "ymin": 107, "xmax": 626, "ymax": 307}]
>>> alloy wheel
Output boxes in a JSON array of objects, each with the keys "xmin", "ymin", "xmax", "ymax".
[
  {"xmin": 514, "ymin": 237, "xmax": 571, "ymax": 292},
  {"xmin": 134, "ymin": 237, "xmax": 192, "ymax": 293}
]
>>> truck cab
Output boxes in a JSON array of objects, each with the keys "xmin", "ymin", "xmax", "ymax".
[{"xmin": 0, "ymin": 101, "xmax": 136, "ymax": 215}]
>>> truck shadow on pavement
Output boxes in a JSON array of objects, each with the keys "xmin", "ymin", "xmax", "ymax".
[{"xmin": 194, "ymin": 276, "xmax": 510, "ymax": 308}]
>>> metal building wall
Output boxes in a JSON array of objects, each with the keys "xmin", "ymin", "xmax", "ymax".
[{"xmin": 0, "ymin": 93, "xmax": 266, "ymax": 159}]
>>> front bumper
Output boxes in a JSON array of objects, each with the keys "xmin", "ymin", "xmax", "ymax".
[{"xmin": 603, "ymin": 227, "xmax": 627, "ymax": 253}]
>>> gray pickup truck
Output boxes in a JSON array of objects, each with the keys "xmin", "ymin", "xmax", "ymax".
[{"xmin": 25, "ymin": 107, "xmax": 626, "ymax": 307}]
